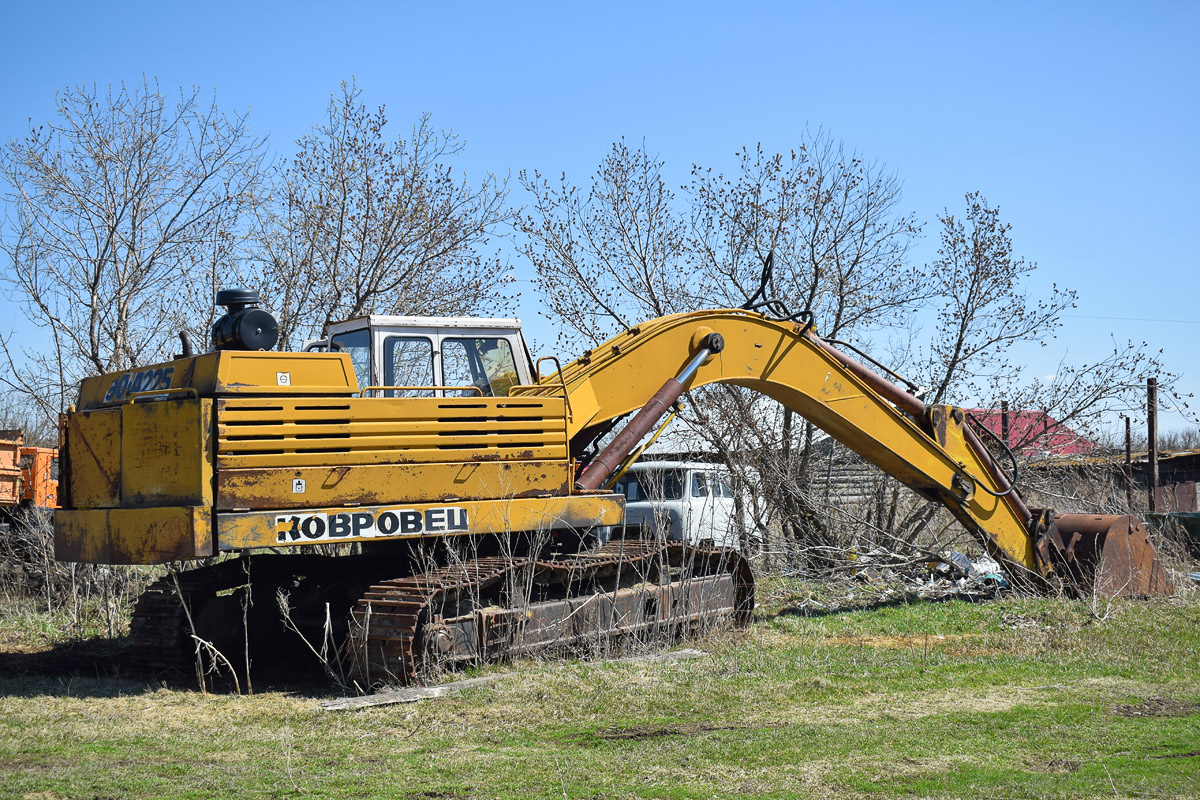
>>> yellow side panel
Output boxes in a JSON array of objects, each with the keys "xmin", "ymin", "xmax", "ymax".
[
  {"xmin": 54, "ymin": 506, "xmax": 212, "ymax": 565},
  {"xmin": 214, "ymin": 351, "xmax": 358, "ymax": 395},
  {"xmin": 120, "ymin": 399, "xmax": 213, "ymax": 506},
  {"xmin": 77, "ymin": 356, "xmax": 195, "ymax": 410},
  {"xmin": 77, "ymin": 352, "xmax": 357, "ymax": 411},
  {"xmin": 216, "ymin": 461, "xmax": 571, "ymax": 510},
  {"xmin": 217, "ymin": 494, "xmax": 624, "ymax": 551},
  {"xmin": 67, "ymin": 408, "xmax": 122, "ymax": 508}
]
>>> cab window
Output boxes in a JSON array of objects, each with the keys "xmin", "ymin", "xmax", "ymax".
[
  {"xmin": 330, "ymin": 329, "xmax": 370, "ymax": 392},
  {"xmin": 383, "ymin": 336, "xmax": 434, "ymax": 397},
  {"xmin": 442, "ymin": 337, "xmax": 520, "ymax": 397},
  {"xmin": 691, "ymin": 472, "xmax": 711, "ymax": 497}
]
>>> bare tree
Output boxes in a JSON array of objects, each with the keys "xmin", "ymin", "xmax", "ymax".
[
  {"xmin": 923, "ymin": 192, "xmax": 1076, "ymax": 405},
  {"xmin": 681, "ymin": 136, "xmax": 925, "ymax": 565},
  {"xmin": 984, "ymin": 342, "xmax": 1176, "ymax": 456},
  {"xmin": 0, "ymin": 78, "xmax": 267, "ymax": 421},
  {"xmin": 518, "ymin": 134, "xmax": 924, "ymax": 358},
  {"xmin": 688, "ymin": 134, "xmax": 924, "ymax": 338},
  {"xmin": 516, "ymin": 134, "xmax": 926, "ymax": 567},
  {"xmin": 515, "ymin": 139, "xmax": 692, "ymax": 351},
  {"xmin": 258, "ymin": 80, "xmax": 512, "ymax": 349},
  {"xmin": 920, "ymin": 193, "xmax": 1185, "ymax": 470}
]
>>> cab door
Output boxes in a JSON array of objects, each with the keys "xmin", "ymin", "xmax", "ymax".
[
  {"xmin": 688, "ymin": 469, "xmax": 739, "ymax": 547},
  {"xmin": 376, "ymin": 326, "xmax": 438, "ymax": 397}
]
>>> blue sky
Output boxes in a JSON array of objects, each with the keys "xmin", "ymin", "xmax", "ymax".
[{"xmin": 2, "ymin": 1, "xmax": 1197, "ymax": 431}]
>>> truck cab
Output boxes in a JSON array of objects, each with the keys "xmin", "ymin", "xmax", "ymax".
[
  {"xmin": 306, "ymin": 316, "xmax": 536, "ymax": 397},
  {"xmin": 605, "ymin": 461, "xmax": 748, "ymax": 549}
]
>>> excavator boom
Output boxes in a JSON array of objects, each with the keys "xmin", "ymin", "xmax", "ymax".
[{"xmin": 518, "ymin": 309, "xmax": 1170, "ymax": 595}]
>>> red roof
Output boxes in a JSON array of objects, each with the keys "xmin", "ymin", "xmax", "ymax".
[{"xmin": 965, "ymin": 409, "xmax": 1097, "ymax": 457}]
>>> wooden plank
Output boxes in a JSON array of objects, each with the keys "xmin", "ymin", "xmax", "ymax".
[
  {"xmin": 320, "ymin": 676, "xmax": 503, "ymax": 711},
  {"xmin": 319, "ymin": 649, "xmax": 708, "ymax": 711}
]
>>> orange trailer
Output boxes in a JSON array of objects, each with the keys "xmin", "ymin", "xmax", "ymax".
[
  {"xmin": 0, "ymin": 430, "xmax": 23, "ymax": 506},
  {"xmin": 0, "ymin": 430, "xmax": 59, "ymax": 509}
]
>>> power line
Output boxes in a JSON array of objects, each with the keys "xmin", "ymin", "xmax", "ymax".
[{"xmin": 1065, "ymin": 314, "xmax": 1200, "ymax": 325}]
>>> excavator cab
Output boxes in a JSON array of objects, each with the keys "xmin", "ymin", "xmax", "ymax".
[{"xmin": 305, "ymin": 316, "xmax": 535, "ymax": 398}]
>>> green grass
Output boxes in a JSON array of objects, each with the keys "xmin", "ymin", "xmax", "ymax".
[{"xmin": 2, "ymin": 585, "xmax": 1199, "ymax": 799}]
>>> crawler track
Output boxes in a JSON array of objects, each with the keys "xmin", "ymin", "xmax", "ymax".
[
  {"xmin": 128, "ymin": 557, "xmax": 251, "ymax": 669},
  {"xmin": 349, "ymin": 540, "xmax": 754, "ymax": 687},
  {"xmin": 126, "ymin": 543, "xmax": 754, "ymax": 684}
]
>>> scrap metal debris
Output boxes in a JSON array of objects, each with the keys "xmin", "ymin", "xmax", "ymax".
[{"xmin": 848, "ymin": 548, "xmax": 1008, "ymax": 601}]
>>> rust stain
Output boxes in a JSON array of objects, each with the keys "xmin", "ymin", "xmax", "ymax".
[{"xmin": 70, "ymin": 415, "xmax": 119, "ymax": 498}]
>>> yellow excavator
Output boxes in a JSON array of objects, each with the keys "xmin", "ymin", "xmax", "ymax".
[{"xmin": 54, "ymin": 289, "xmax": 1172, "ymax": 686}]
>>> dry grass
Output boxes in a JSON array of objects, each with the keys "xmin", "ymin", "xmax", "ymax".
[{"xmin": 4, "ymin": 581, "xmax": 1198, "ymax": 799}]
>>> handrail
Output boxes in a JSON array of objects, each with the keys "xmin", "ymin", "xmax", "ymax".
[
  {"xmin": 535, "ymin": 356, "xmax": 572, "ymax": 421},
  {"xmin": 358, "ymin": 385, "xmax": 484, "ymax": 397},
  {"xmin": 508, "ymin": 357, "xmax": 574, "ymax": 421}
]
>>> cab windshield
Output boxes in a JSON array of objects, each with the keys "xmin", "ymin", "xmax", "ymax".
[
  {"xmin": 442, "ymin": 337, "xmax": 520, "ymax": 397},
  {"xmin": 612, "ymin": 470, "xmax": 684, "ymax": 501}
]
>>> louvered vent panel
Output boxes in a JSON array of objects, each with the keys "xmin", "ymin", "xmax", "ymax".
[{"xmin": 217, "ymin": 397, "xmax": 568, "ymax": 468}]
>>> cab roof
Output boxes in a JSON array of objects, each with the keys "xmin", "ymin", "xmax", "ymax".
[
  {"xmin": 624, "ymin": 460, "xmax": 730, "ymax": 472},
  {"xmin": 326, "ymin": 315, "xmax": 523, "ymax": 335}
]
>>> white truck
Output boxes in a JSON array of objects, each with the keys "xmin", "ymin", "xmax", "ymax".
[{"xmin": 603, "ymin": 461, "xmax": 747, "ymax": 549}]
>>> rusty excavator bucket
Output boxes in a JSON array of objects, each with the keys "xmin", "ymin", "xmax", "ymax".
[{"xmin": 1043, "ymin": 514, "xmax": 1174, "ymax": 598}]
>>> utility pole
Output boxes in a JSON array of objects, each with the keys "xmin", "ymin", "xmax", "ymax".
[
  {"xmin": 1147, "ymin": 377, "xmax": 1158, "ymax": 513},
  {"xmin": 1124, "ymin": 415, "xmax": 1134, "ymax": 516}
]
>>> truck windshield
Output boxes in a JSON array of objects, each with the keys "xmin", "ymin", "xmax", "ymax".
[{"xmin": 612, "ymin": 470, "xmax": 684, "ymax": 501}]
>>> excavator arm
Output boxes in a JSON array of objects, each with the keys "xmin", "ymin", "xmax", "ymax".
[{"xmin": 517, "ymin": 309, "xmax": 1171, "ymax": 595}]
